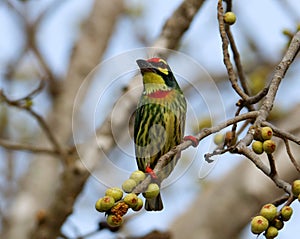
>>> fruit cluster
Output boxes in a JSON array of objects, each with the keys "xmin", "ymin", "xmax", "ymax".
[
  {"xmin": 251, "ymin": 127, "xmax": 276, "ymax": 155},
  {"xmin": 251, "ymin": 204, "xmax": 293, "ymax": 238},
  {"xmin": 95, "ymin": 170, "xmax": 160, "ymax": 227},
  {"xmin": 251, "ymin": 179, "xmax": 300, "ymax": 238}
]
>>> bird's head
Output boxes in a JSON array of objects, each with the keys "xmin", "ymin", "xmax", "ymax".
[{"xmin": 136, "ymin": 58, "xmax": 181, "ymax": 91}]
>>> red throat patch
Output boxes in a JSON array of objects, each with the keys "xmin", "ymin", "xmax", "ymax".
[{"xmin": 148, "ymin": 90, "xmax": 171, "ymax": 98}]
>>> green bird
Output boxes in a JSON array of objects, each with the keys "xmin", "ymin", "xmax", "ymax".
[{"xmin": 134, "ymin": 57, "xmax": 187, "ymax": 211}]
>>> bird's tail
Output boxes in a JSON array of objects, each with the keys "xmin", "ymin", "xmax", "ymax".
[{"xmin": 145, "ymin": 193, "xmax": 163, "ymax": 211}]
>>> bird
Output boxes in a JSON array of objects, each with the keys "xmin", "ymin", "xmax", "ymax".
[{"xmin": 134, "ymin": 57, "xmax": 187, "ymax": 211}]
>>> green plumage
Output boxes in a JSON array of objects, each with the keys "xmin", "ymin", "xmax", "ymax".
[{"xmin": 134, "ymin": 58, "xmax": 187, "ymax": 211}]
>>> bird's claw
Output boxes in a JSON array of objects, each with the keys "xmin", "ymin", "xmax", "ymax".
[
  {"xmin": 145, "ymin": 165, "xmax": 158, "ymax": 179},
  {"xmin": 183, "ymin": 135, "xmax": 199, "ymax": 147}
]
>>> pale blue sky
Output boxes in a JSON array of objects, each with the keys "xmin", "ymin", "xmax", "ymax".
[{"xmin": 0, "ymin": 0, "xmax": 300, "ymax": 238}]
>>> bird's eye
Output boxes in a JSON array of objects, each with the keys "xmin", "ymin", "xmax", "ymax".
[{"xmin": 157, "ymin": 61, "xmax": 166, "ymax": 68}]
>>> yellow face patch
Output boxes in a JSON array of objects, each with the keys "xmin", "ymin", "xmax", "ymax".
[
  {"xmin": 158, "ymin": 58, "xmax": 167, "ymax": 65},
  {"xmin": 143, "ymin": 72, "xmax": 165, "ymax": 84},
  {"xmin": 157, "ymin": 59, "xmax": 169, "ymax": 75},
  {"xmin": 158, "ymin": 67, "xmax": 169, "ymax": 75}
]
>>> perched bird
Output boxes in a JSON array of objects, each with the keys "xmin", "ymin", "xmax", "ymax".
[{"xmin": 134, "ymin": 57, "xmax": 187, "ymax": 211}]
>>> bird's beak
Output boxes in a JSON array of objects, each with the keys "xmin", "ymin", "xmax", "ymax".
[{"xmin": 136, "ymin": 59, "xmax": 155, "ymax": 74}]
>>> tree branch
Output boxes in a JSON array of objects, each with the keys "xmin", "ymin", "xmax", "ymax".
[
  {"xmin": 0, "ymin": 89, "xmax": 65, "ymax": 158},
  {"xmin": 0, "ymin": 138, "xmax": 58, "ymax": 155},
  {"xmin": 217, "ymin": 0, "xmax": 250, "ymax": 102},
  {"xmin": 236, "ymin": 30, "xmax": 300, "ymax": 151},
  {"xmin": 283, "ymin": 139, "xmax": 300, "ymax": 172},
  {"xmin": 153, "ymin": 0, "xmax": 205, "ymax": 51}
]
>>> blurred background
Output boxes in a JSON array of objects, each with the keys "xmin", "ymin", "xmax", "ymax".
[{"xmin": 0, "ymin": 0, "xmax": 300, "ymax": 238}]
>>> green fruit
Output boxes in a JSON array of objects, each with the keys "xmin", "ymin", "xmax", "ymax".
[
  {"xmin": 95, "ymin": 199, "xmax": 103, "ymax": 212},
  {"xmin": 280, "ymin": 206, "xmax": 293, "ymax": 221},
  {"xmin": 265, "ymin": 226, "xmax": 278, "ymax": 239},
  {"xmin": 248, "ymin": 66, "xmax": 269, "ymax": 95},
  {"xmin": 260, "ymin": 204, "xmax": 277, "ymax": 221},
  {"xmin": 143, "ymin": 183, "xmax": 160, "ymax": 199},
  {"xmin": 130, "ymin": 170, "xmax": 146, "ymax": 184},
  {"xmin": 123, "ymin": 193, "xmax": 138, "ymax": 208},
  {"xmin": 197, "ymin": 117, "xmax": 212, "ymax": 130},
  {"xmin": 251, "ymin": 216, "xmax": 269, "ymax": 234},
  {"xmin": 292, "ymin": 179, "xmax": 300, "ymax": 196},
  {"xmin": 122, "ymin": 179, "xmax": 137, "ymax": 193},
  {"xmin": 261, "ymin": 127, "xmax": 273, "ymax": 140},
  {"xmin": 132, "ymin": 197, "xmax": 144, "ymax": 211},
  {"xmin": 263, "ymin": 140, "xmax": 276, "ymax": 154},
  {"xmin": 224, "ymin": 12, "xmax": 236, "ymax": 25},
  {"xmin": 107, "ymin": 214, "xmax": 123, "ymax": 227},
  {"xmin": 105, "ymin": 187, "xmax": 123, "ymax": 201},
  {"xmin": 271, "ymin": 218, "xmax": 284, "ymax": 230},
  {"xmin": 213, "ymin": 133, "xmax": 224, "ymax": 146},
  {"xmin": 95, "ymin": 196, "xmax": 115, "ymax": 212},
  {"xmin": 252, "ymin": 141, "xmax": 264, "ymax": 154},
  {"xmin": 24, "ymin": 98, "xmax": 33, "ymax": 108}
]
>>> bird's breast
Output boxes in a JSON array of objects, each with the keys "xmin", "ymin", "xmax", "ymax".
[{"xmin": 147, "ymin": 90, "xmax": 172, "ymax": 99}]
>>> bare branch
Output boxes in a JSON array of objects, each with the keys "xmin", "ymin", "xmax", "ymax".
[
  {"xmin": 262, "ymin": 121, "xmax": 300, "ymax": 145},
  {"xmin": 217, "ymin": 0, "xmax": 250, "ymax": 102},
  {"xmin": 267, "ymin": 153, "xmax": 277, "ymax": 178},
  {"xmin": 153, "ymin": 0, "xmax": 205, "ymax": 51},
  {"xmin": 283, "ymin": 139, "xmax": 300, "ymax": 173},
  {"xmin": 225, "ymin": 16, "xmax": 250, "ymax": 96},
  {"xmin": 0, "ymin": 138, "xmax": 58, "ymax": 155},
  {"xmin": 0, "ymin": 89, "xmax": 64, "ymax": 158},
  {"xmin": 239, "ymin": 145, "xmax": 291, "ymax": 193},
  {"xmin": 236, "ymin": 30, "xmax": 300, "ymax": 151}
]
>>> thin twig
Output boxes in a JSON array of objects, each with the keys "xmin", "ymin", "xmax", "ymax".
[
  {"xmin": 236, "ymin": 119, "xmax": 251, "ymax": 136},
  {"xmin": 226, "ymin": 26, "xmax": 250, "ymax": 96},
  {"xmin": 204, "ymin": 146, "xmax": 233, "ymax": 163},
  {"xmin": 3, "ymin": 0, "xmax": 59, "ymax": 93},
  {"xmin": 230, "ymin": 105, "xmax": 243, "ymax": 142},
  {"xmin": 10, "ymin": 80, "xmax": 46, "ymax": 102},
  {"xmin": 271, "ymin": 195, "xmax": 289, "ymax": 207},
  {"xmin": 0, "ymin": 138, "xmax": 59, "ymax": 155},
  {"xmin": 241, "ymin": 86, "xmax": 269, "ymax": 105},
  {"xmin": 217, "ymin": 0, "xmax": 250, "ymax": 102},
  {"xmin": 262, "ymin": 121, "xmax": 300, "ymax": 145},
  {"xmin": 283, "ymin": 139, "xmax": 300, "ymax": 173},
  {"xmin": 267, "ymin": 154, "xmax": 277, "ymax": 178},
  {"xmin": 27, "ymin": 108, "xmax": 63, "ymax": 152},
  {"xmin": 234, "ymin": 31, "xmax": 300, "ymax": 194},
  {"xmin": 240, "ymin": 145, "xmax": 291, "ymax": 193},
  {"xmin": 2, "ymin": 0, "xmax": 24, "ymax": 18},
  {"xmin": 0, "ymin": 90, "xmax": 64, "ymax": 157},
  {"xmin": 26, "ymin": 23, "xmax": 58, "ymax": 89},
  {"xmin": 236, "ymin": 30, "xmax": 300, "ymax": 151},
  {"xmin": 224, "ymin": 0, "xmax": 233, "ymax": 12}
]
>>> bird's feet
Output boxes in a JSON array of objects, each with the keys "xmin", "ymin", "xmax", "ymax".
[
  {"xmin": 145, "ymin": 165, "xmax": 158, "ymax": 180},
  {"xmin": 183, "ymin": 135, "xmax": 199, "ymax": 147}
]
